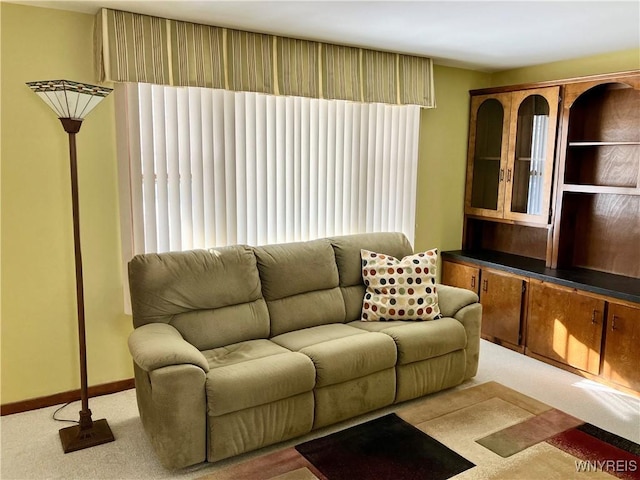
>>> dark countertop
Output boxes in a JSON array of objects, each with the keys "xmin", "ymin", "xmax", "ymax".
[{"xmin": 442, "ymin": 250, "xmax": 640, "ymax": 305}]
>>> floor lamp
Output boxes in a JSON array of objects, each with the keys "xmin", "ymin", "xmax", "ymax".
[{"xmin": 27, "ymin": 80, "xmax": 115, "ymax": 453}]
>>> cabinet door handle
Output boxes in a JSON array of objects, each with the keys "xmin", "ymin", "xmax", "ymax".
[
  {"xmin": 507, "ymin": 168, "xmax": 512, "ymax": 182},
  {"xmin": 611, "ymin": 315, "xmax": 618, "ymax": 331},
  {"xmin": 482, "ymin": 279, "xmax": 488, "ymax": 292},
  {"xmin": 471, "ymin": 275, "xmax": 476, "ymax": 288},
  {"xmin": 499, "ymin": 169, "xmax": 504, "ymax": 182},
  {"xmin": 591, "ymin": 309, "xmax": 599, "ymax": 324}
]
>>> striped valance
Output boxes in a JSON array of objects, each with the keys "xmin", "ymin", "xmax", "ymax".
[{"xmin": 94, "ymin": 8, "xmax": 435, "ymax": 107}]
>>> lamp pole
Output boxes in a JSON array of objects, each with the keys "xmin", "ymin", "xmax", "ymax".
[{"xmin": 61, "ymin": 118, "xmax": 91, "ymax": 428}]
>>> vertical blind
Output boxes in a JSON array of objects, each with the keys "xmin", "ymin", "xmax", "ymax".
[{"xmin": 116, "ymin": 82, "xmax": 420, "ymax": 257}]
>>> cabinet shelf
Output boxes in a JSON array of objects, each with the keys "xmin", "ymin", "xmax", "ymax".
[
  {"xmin": 563, "ymin": 142, "xmax": 639, "ymax": 189},
  {"xmin": 515, "ymin": 157, "xmax": 546, "ymax": 162},
  {"xmin": 568, "ymin": 141, "xmax": 640, "ymax": 147},
  {"xmin": 562, "ymin": 184, "xmax": 640, "ymax": 195}
]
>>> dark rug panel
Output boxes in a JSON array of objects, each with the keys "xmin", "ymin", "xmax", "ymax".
[
  {"xmin": 577, "ymin": 423, "xmax": 640, "ymax": 455},
  {"xmin": 295, "ymin": 413, "xmax": 474, "ymax": 480}
]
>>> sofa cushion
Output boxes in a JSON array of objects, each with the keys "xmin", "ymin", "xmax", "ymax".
[
  {"xmin": 129, "ymin": 246, "xmax": 270, "ymax": 350},
  {"xmin": 329, "ymin": 232, "xmax": 414, "ymax": 322},
  {"xmin": 300, "ymin": 333, "xmax": 397, "ymax": 387},
  {"xmin": 206, "ymin": 347, "xmax": 315, "ymax": 416},
  {"xmin": 172, "ymin": 299, "xmax": 270, "ymax": 351},
  {"xmin": 273, "ymin": 324, "xmax": 396, "ymax": 388},
  {"xmin": 255, "ymin": 240, "xmax": 346, "ymax": 335},
  {"xmin": 254, "ymin": 239, "xmax": 339, "ymax": 300},
  {"xmin": 361, "ymin": 249, "xmax": 441, "ymax": 321},
  {"xmin": 202, "ymin": 339, "xmax": 291, "ymax": 369},
  {"xmin": 271, "ymin": 323, "xmax": 367, "ymax": 351},
  {"xmin": 265, "ymin": 289, "xmax": 346, "ymax": 337},
  {"xmin": 349, "ymin": 317, "xmax": 467, "ymax": 364},
  {"xmin": 330, "ymin": 232, "xmax": 414, "ymax": 287}
]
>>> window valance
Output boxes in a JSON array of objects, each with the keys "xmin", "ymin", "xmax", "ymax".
[{"xmin": 94, "ymin": 8, "xmax": 435, "ymax": 107}]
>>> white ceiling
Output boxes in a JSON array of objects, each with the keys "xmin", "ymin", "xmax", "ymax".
[{"xmin": 13, "ymin": 0, "xmax": 640, "ymax": 72}]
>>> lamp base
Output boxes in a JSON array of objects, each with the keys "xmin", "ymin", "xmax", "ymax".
[{"xmin": 59, "ymin": 418, "xmax": 114, "ymax": 453}]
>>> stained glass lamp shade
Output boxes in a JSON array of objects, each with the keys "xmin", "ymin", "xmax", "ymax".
[{"xmin": 27, "ymin": 80, "xmax": 112, "ymax": 121}]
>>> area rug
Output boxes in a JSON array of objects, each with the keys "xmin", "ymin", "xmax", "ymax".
[{"xmin": 201, "ymin": 381, "xmax": 640, "ymax": 480}]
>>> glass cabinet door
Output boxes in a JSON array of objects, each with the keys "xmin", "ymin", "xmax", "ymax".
[
  {"xmin": 510, "ymin": 95, "xmax": 550, "ymax": 215},
  {"xmin": 505, "ymin": 87, "xmax": 559, "ymax": 223},
  {"xmin": 465, "ymin": 94, "xmax": 511, "ymax": 217}
]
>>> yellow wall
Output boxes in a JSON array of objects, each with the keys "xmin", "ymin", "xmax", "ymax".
[
  {"xmin": 1, "ymin": 3, "xmax": 132, "ymax": 404},
  {"xmin": 490, "ymin": 48, "xmax": 640, "ymax": 86},
  {"xmin": 0, "ymin": 2, "xmax": 637, "ymax": 405},
  {"xmin": 414, "ymin": 66, "xmax": 489, "ymax": 253}
]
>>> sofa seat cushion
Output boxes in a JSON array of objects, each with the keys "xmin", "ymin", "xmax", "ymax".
[
  {"xmin": 349, "ymin": 317, "xmax": 467, "ymax": 365},
  {"xmin": 205, "ymin": 341, "xmax": 315, "ymax": 416},
  {"xmin": 270, "ymin": 323, "xmax": 367, "ymax": 351},
  {"xmin": 301, "ymin": 332, "xmax": 397, "ymax": 387},
  {"xmin": 203, "ymin": 339, "xmax": 291, "ymax": 370},
  {"xmin": 273, "ymin": 324, "xmax": 396, "ymax": 388}
]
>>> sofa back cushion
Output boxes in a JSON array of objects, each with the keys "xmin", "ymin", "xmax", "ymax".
[
  {"xmin": 329, "ymin": 232, "xmax": 414, "ymax": 322},
  {"xmin": 128, "ymin": 246, "xmax": 269, "ymax": 350},
  {"xmin": 254, "ymin": 239, "xmax": 346, "ymax": 336}
]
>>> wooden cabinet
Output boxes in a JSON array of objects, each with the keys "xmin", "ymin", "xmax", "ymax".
[
  {"xmin": 527, "ymin": 281, "xmax": 604, "ymax": 375},
  {"xmin": 449, "ymin": 71, "xmax": 640, "ymax": 394},
  {"xmin": 441, "ymin": 260, "xmax": 479, "ymax": 294},
  {"xmin": 602, "ymin": 303, "xmax": 640, "ymax": 391},
  {"xmin": 465, "ymin": 87, "xmax": 559, "ymax": 225},
  {"xmin": 480, "ymin": 269, "xmax": 525, "ymax": 347}
]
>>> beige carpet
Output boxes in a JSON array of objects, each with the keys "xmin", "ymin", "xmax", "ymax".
[{"xmin": 201, "ymin": 382, "xmax": 638, "ymax": 480}]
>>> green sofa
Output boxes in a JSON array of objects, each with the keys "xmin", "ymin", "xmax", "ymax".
[{"xmin": 127, "ymin": 232, "xmax": 481, "ymax": 469}]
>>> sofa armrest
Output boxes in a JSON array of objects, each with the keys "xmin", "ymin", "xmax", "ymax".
[
  {"xmin": 128, "ymin": 323, "xmax": 209, "ymax": 373},
  {"xmin": 454, "ymin": 303, "xmax": 482, "ymax": 379},
  {"xmin": 134, "ymin": 363, "xmax": 207, "ymax": 468},
  {"xmin": 437, "ymin": 284, "xmax": 482, "ymax": 380},
  {"xmin": 436, "ymin": 284, "xmax": 479, "ymax": 318}
]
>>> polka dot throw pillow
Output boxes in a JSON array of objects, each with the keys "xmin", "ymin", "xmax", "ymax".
[{"xmin": 360, "ymin": 248, "xmax": 440, "ymax": 322}]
